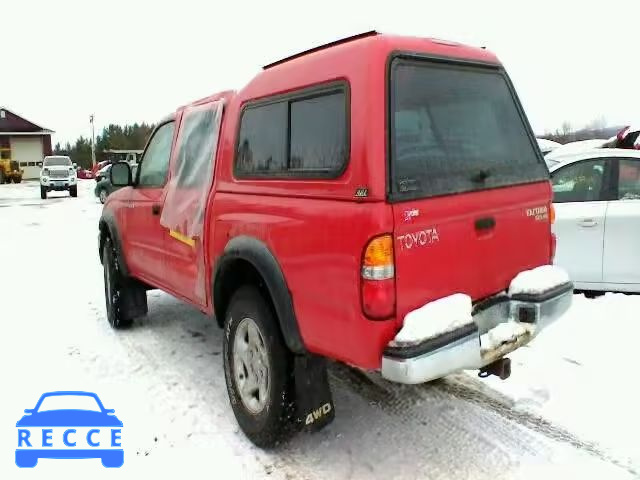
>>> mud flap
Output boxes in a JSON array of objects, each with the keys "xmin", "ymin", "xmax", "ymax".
[
  {"xmin": 121, "ymin": 280, "xmax": 148, "ymax": 320},
  {"xmin": 293, "ymin": 354, "xmax": 335, "ymax": 433}
]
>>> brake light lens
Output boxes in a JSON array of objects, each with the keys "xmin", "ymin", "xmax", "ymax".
[
  {"xmin": 549, "ymin": 203, "xmax": 556, "ymax": 261},
  {"xmin": 361, "ymin": 235, "xmax": 395, "ymax": 319}
]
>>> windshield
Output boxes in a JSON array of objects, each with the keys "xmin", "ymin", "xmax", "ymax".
[
  {"xmin": 389, "ymin": 58, "xmax": 548, "ymax": 199},
  {"xmin": 44, "ymin": 157, "xmax": 72, "ymax": 167},
  {"xmin": 37, "ymin": 394, "xmax": 102, "ymax": 412}
]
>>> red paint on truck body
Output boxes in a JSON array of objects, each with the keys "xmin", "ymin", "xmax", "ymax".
[{"xmin": 103, "ymin": 33, "xmax": 551, "ymax": 370}]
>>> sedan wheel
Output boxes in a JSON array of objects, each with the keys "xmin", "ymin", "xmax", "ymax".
[{"xmin": 99, "ymin": 189, "xmax": 108, "ymax": 204}]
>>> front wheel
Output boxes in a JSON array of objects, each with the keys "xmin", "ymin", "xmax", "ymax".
[
  {"xmin": 103, "ymin": 237, "xmax": 133, "ymax": 329},
  {"xmin": 99, "ymin": 188, "xmax": 108, "ymax": 204},
  {"xmin": 40, "ymin": 186, "xmax": 47, "ymax": 199},
  {"xmin": 223, "ymin": 286, "xmax": 295, "ymax": 448},
  {"xmin": 70, "ymin": 185, "xmax": 78, "ymax": 197},
  {"xmin": 0, "ymin": 170, "xmax": 5, "ymax": 184}
]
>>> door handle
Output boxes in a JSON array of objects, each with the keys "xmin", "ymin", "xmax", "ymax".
[
  {"xmin": 151, "ymin": 204, "xmax": 161, "ymax": 216},
  {"xmin": 578, "ymin": 218, "xmax": 597, "ymax": 227},
  {"xmin": 475, "ymin": 216, "xmax": 496, "ymax": 231}
]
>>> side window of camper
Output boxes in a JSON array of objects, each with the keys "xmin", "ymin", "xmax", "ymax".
[{"xmin": 235, "ymin": 84, "xmax": 348, "ymax": 178}]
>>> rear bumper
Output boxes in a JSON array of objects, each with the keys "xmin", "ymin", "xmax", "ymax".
[{"xmin": 381, "ymin": 282, "xmax": 573, "ymax": 384}]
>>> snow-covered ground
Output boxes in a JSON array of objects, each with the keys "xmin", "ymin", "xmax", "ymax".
[{"xmin": 0, "ymin": 180, "xmax": 638, "ymax": 479}]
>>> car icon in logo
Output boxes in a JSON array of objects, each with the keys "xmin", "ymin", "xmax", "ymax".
[{"xmin": 16, "ymin": 391, "xmax": 123, "ymax": 468}]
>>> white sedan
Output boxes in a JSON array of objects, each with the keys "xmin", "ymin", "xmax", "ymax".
[{"xmin": 550, "ymin": 148, "xmax": 640, "ymax": 294}]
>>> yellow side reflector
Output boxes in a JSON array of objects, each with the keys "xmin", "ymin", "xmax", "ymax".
[{"xmin": 169, "ymin": 230, "xmax": 196, "ymax": 247}]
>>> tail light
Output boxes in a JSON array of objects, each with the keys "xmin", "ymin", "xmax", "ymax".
[
  {"xmin": 549, "ymin": 204, "xmax": 557, "ymax": 261},
  {"xmin": 361, "ymin": 234, "xmax": 396, "ymax": 319}
]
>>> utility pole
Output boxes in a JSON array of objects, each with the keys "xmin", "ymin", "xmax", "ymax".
[{"xmin": 90, "ymin": 114, "xmax": 96, "ymax": 167}]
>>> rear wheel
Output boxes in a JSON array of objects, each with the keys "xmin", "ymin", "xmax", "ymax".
[
  {"xmin": 223, "ymin": 286, "xmax": 295, "ymax": 447},
  {"xmin": 40, "ymin": 186, "xmax": 47, "ymax": 199},
  {"xmin": 15, "ymin": 176, "xmax": 22, "ymax": 184},
  {"xmin": 103, "ymin": 237, "xmax": 133, "ymax": 329}
]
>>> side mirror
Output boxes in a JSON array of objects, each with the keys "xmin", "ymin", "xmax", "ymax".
[
  {"xmin": 24, "ymin": 409, "xmax": 34, "ymax": 414},
  {"xmin": 73, "ymin": 163, "xmax": 78, "ymax": 170},
  {"xmin": 104, "ymin": 409, "xmax": 115, "ymax": 414},
  {"xmin": 110, "ymin": 162, "xmax": 132, "ymax": 187}
]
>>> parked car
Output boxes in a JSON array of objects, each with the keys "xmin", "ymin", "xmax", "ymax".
[
  {"xmin": 95, "ymin": 164, "xmax": 111, "ymax": 183},
  {"xmin": 98, "ymin": 31, "xmax": 571, "ymax": 447},
  {"xmin": 91, "ymin": 160, "xmax": 110, "ymax": 176},
  {"xmin": 545, "ymin": 139, "xmax": 609, "ymax": 161},
  {"xmin": 550, "ymin": 148, "xmax": 640, "ymax": 294},
  {"xmin": 40, "ymin": 155, "xmax": 77, "ymax": 199},
  {"xmin": 537, "ymin": 138, "xmax": 562, "ymax": 156},
  {"xmin": 95, "ymin": 165, "xmax": 137, "ymax": 203},
  {"xmin": 77, "ymin": 168, "xmax": 94, "ymax": 179}
]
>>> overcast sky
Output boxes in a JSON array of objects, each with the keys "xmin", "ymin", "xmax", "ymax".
[{"xmin": 4, "ymin": 0, "xmax": 639, "ymax": 144}]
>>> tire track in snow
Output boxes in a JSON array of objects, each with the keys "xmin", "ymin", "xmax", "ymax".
[
  {"xmin": 438, "ymin": 374, "xmax": 638, "ymax": 477},
  {"xmin": 330, "ymin": 363, "xmax": 637, "ymax": 477},
  {"xmin": 329, "ymin": 364, "xmax": 551, "ymax": 461}
]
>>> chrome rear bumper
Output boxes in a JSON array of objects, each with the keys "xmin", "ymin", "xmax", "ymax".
[{"xmin": 381, "ymin": 283, "xmax": 573, "ymax": 384}]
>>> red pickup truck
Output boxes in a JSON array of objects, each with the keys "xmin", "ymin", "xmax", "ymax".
[{"xmin": 99, "ymin": 32, "xmax": 572, "ymax": 447}]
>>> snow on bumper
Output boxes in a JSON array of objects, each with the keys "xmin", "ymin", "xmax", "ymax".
[{"xmin": 381, "ymin": 266, "xmax": 573, "ymax": 384}]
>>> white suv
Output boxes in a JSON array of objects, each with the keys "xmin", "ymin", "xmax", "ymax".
[{"xmin": 40, "ymin": 156, "xmax": 77, "ymax": 199}]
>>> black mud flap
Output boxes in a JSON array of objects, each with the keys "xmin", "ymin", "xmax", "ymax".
[
  {"xmin": 293, "ymin": 354, "xmax": 335, "ymax": 433},
  {"xmin": 121, "ymin": 280, "xmax": 148, "ymax": 320}
]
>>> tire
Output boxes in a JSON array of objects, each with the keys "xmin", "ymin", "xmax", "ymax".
[
  {"xmin": 15, "ymin": 176, "xmax": 22, "ymax": 184},
  {"xmin": 40, "ymin": 186, "xmax": 47, "ymax": 199},
  {"xmin": 583, "ymin": 290, "xmax": 604, "ymax": 299},
  {"xmin": 102, "ymin": 237, "xmax": 133, "ymax": 329},
  {"xmin": 0, "ymin": 170, "xmax": 5, "ymax": 184},
  {"xmin": 70, "ymin": 185, "xmax": 78, "ymax": 197},
  {"xmin": 223, "ymin": 286, "xmax": 295, "ymax": 448},
  {"xmin": 99, "ymin": 188, "xmax": 108, "ymax": 204}
]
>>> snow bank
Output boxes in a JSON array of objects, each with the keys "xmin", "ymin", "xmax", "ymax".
[
  {"xmin": 509, "ymin": 265, "xmax": 569, "ymax": 296},
  {"xmin": 480, "ymin": 321, "xmax": 528, "ymax": 352},
  {"xmin": 394, "ymin": 293, "xmax": 473, "ymax": 344}
]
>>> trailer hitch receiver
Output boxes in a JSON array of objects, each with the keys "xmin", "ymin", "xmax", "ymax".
[{"xmin": 478, "ymin": 357, "xmax": 511, "ymax": 380}]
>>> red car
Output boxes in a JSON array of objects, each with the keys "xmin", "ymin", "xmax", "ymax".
[
  {"xmin": 98, "ymin": 32, "xmax": 572, "ymax": 446},
  {"xmin": 91, "ymin": 161, "xmax": 110, "ymax": 176},
  {"xmin": 76, "ymin": 168, "xmax": 94, "ymax": 179}
]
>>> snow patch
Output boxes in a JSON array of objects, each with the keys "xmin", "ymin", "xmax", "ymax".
[
  {"xmin": 480, "ymin": 321, "xmax": 528, "ymax": 352},
  {"xmin": 509, "ymin": 265, "xmax": 569, "ymax": 296},
  {"xmin": 394, "ymin": 293, "xmax": 473, "ymax": 344}
]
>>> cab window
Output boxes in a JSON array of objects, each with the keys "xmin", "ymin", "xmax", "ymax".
[{"xmin": 138, "ymin": 122, "xmax": 175, "ymax": 187}]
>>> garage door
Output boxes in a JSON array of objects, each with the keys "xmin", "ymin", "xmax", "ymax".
[{"xmin": 11, "ymin": 137, "xmax": 43, "ymax": 179}]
